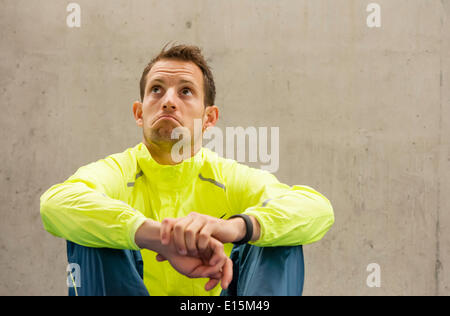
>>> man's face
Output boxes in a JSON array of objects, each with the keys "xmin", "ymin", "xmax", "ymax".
[{"xmin": 134, "ymin": 59, "xmax": 212, "ymax": 149}]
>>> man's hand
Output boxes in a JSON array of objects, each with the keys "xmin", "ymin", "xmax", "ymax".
[
  {"xmin": 160, "ymin": 212, "xmax": 260, "ymax": 257},
  {"xmin": 156, "ymin": 235, "xmax": 233, "ymax": 291},
  {"xmin": 135, "ymin": 219, "xmax": 232, "ymax": 291}
]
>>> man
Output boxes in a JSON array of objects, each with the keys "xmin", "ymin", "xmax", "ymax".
[{"xmin": 40, "ymin": 44, "xmax": 335, "ymax": 296}]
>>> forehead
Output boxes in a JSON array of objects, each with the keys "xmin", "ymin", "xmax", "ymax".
[{"xmin": 146, "ymin": 59, "xmax": 204, "ymax": 88}]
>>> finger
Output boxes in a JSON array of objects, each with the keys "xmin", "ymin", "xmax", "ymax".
[
  {"xmin": 160, "ymin": 218, "xmax": 176, "ymax": 245},
  {"xmin": 185, "ymin": 217, "xmax": 207, "ymax": 256},
  {"xmin": 197, "ymin": 224, "xmax": 215, "ymax": 255},
  {"xmin": 208, "ymin": 238, "xmax": 225, "ymax": 266},
  {"xmin": 189, "ymin": 254, "xmax": 225, "ymax": 279},
  {"xmin": 173, "ymin": 216, "xmax": 194, "ymax": 255},
  {"xmin": 209, "ymin": 272, "xmax": 223, "ymax": 279},
  {"xmin": 189, "ymin": 262, "xmax": 222, "ymax": 279},
  {"xmin": 220, "ymin": 258, "xmax": 233, "ymax": 290},
  {"xmin": 199, "ymin": 247, "xmax": 213, "ymax": 266},
  {"xmin": 204, "ymin": 278, "xmax": 220, "ymax": 292},
  {"xmin": 155, "ymin": 253, "xmax": 167, "ymax": 262}
]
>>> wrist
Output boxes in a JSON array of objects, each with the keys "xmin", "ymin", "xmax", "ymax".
[
  {"xmin": 227, "ymin": 217, "xmax": 246, "ymax": 243},
  {"xmin": 135, "ymin": 220, "xmax": 166, "ymax": 254},
  {"xmin": 228, "ymin": 215, "xmax": 261, "ymax": 243}
]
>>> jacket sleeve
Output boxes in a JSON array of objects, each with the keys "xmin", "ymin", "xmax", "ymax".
[
  {"xmin": 40, "ymin": 155, "xmax": 147, "ymax": 250},
  {"xmin": 226, "ymin": 162, "xmax": 334, "ymax": 247}
]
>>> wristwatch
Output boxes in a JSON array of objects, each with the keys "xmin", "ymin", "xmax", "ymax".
[{"xmin": 228, "ymin": 214, "xmax": 253, "ymax": 245}]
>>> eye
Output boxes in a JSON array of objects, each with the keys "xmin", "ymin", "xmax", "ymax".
[
  {"xmin": 181, "ymin": 88, "xmax": 192, "ymax": 96},
  {"xmin": 151, "ymin": 86, "xmax": 161, "ymax": 93}
]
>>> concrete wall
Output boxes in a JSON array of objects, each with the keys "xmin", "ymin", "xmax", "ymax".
[{"xmin": 0, "ymin": 0, "xmax": 448, "ymax": 295}]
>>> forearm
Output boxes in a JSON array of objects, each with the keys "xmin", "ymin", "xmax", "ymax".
[
  {"xmin": 243, "ymin": 185, "xmax": 335, "ymax": 247},
  {"xmin": 134, "ymin": 219, "xmax": 166, "ymax": 254},
  {"xmin": 135, "ymin": 219, "xmax": 189, "ymax": 261},
  {"xmin": 40, "ymin": 182, "xmax": 147, "ymax": 249}
]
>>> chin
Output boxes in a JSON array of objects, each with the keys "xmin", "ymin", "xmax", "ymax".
[{"xmin": 147, "ymin": 128, "xmax": 177, "ymax": 144}]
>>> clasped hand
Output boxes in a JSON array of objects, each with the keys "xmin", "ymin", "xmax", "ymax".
[{"xmin": 156, "ymin": 212, "xmax": 242, "ymax": 291}]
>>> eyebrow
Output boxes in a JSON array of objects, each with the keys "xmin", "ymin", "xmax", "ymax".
[{"xmin": 149, "ymin": 77, "xmax": 197, "ymax": 88}]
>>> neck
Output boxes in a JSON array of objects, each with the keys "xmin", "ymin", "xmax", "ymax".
[{"xmin": 143, "ymin": 138, "xmax": 202, "ymax": 165}]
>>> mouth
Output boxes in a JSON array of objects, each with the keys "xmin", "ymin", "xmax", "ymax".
[{"xmin": 154, "ymin": 115, "xmax": 181, "ymax": 125}]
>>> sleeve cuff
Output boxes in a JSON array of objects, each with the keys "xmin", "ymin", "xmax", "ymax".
[
  {"xmin": 127, "ymin": 214, "xmax": 148, "ymax": 250},
  {"xmin": 242, "ymin": 208, "xmax": 266, "ymax": 246}
]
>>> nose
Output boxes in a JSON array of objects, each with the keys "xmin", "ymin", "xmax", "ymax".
[
  {"xmin": 162, "ymin": 104, "xmax": 176, "ymax": 110},
  {"xmin": 161, "ymin": 88, "xmax": 178, "ymax": 111}
]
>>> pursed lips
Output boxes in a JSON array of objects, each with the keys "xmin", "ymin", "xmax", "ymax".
[{"xmin": 154, "ymin": 115, "xmax": 181, "ymax": 125}]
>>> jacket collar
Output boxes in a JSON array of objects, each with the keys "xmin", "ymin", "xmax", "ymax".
[{"xmin": 135, "ymin": 142, "xmax": 204, "ymax": 189}]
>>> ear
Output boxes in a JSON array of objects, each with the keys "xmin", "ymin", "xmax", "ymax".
[
  {"xmin": 202, "ymin": 105, "xmax": 219, "ymax": 132},
  {"xmin": 133, "ymin": 101, "xmax": 144, "ymax": 127}
]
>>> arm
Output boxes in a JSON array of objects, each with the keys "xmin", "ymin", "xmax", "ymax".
[
  {"xmin": 226, "ymin": 163, "xmax": 335, "ymax": 247},
  {"xmin": 40, "ymin": 154, "xmax": 232, "ymax": 289},
  {"xmin": 159, "ymin": 212, "xmax": 261, "ymax": 257},
  {"xmin": 40, "ymin": 154, "xmax": 147, "ymax": 250},
  {"xmin": 135, "ymin": 219, "xmax": 232, "ymax": 291},
  {"xmin": 227, "ymin": 215, "xmax": 261, "ymax": 243},
  {"xmin": 159, "ymin": 160, "xmax": 334, "ymax": 253}
]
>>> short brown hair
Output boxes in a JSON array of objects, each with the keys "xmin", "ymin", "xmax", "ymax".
[{"xmin": 139, "ymin": 43, "xmax": 216, "ymax": 107}]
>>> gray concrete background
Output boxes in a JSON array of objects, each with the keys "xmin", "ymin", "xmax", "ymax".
[{"xmin": 0, "ymin": 0, "xmax": 448, "ymax": 295}]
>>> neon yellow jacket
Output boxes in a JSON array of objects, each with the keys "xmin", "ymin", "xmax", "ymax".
[{"xmin": 40, "ymin": 142, "xmax": 334, "ymax": 295}]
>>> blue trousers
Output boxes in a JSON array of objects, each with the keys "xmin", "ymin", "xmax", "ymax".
[{"xmin": 67, "ymin": 241, "xmax": 304, "ymax": 296}]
